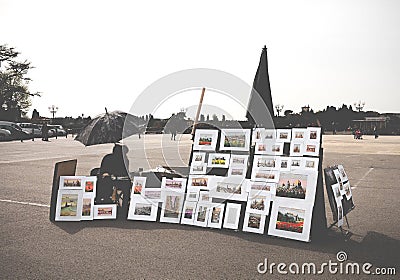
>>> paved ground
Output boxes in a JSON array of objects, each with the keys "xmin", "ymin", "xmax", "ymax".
[{"xmin": 0, "ymin": 135, "xmax": 399, "ymax": 279}]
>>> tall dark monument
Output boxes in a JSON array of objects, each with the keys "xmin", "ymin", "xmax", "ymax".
[{"xmin": 246, "ymin": 46, "xmax": 274, "ymax": 128}]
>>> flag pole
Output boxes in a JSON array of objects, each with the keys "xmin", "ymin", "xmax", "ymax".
[{"xmin": 191, "ymin": 87, "xmax": 206, "ymax": 138}]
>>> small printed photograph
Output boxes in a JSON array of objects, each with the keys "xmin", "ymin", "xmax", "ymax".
[
  {"xmin": 291, "ymin": 159, "xmax": 301, "ymax": 169},
  {"xmin": 220, "ymin": 129, "xmax": 251, "ymax": 151},
  {"xmin": 256, "ymin": 143, "xmax": 267, "ymax": 152},
  {"xmin": 93, "ymin": 204, "xmax": 117, "ymax": 220},
  {"xmin": 190, "ymin": 176, "xmax": 209, "ymax": 187},
  {"xmin": 290, "ymin": 141, "xmax": 304, "ymax": 156},
  {"xmin": 85, "ymin": 180, "xmax": 95, "ymax": 192},
  {"xmin": 97, "ymin": 207, "xmax": 113, "ymax": 216},
  {"xmin": 343, "ymin": 182, "xmax": 352, "ymax": 200},
  {"xmin": 186, "ymin": 189, "xmax": 199, "ymax": 202},
  {"xmin": 230, "ymin": 154, "xmax": 248, "ymax": 166},
  {"xmin": 134, "ymin": 203, "xmax": 152, "ymax": 216},
  {"xmin": 216, "ymin": 182, "xmax": 242, "ymax": 194},
  {"xmin": 292, "ymin": 128, "xmax": 306, "ymax": 140},
  {"xmin": 164, "ymin": 195, "xmax": 182, "ymax": 218},
  {"xmin": 193, "ymin": 129, "xmax": 218, "ymax": 151},
  {"xmin": 252, "ymin": 128, "xmax": 264, "ymax": 142},
  {"xmin": 281, "ymin": 160, "xmax": 288, "ymax": 169},
  {"xmin": 271, "ymin": 144, "xmax": 281, "ymax": 153},
  {"xmin": 190, "ymin": 164, "xmax": 207, "ymax": 175},
  {"xmin": 276, "ymin": 129, "xmax": 291, "ymax": 142},
  {"xmin": 195, "ymin": 205, "xmax": 209, "ymax": 224},
  {"xmin": 207, "ymin": 153, "xmax": 230, "ymax": 168},
  {"xmin": 307, "ymin": 127, "xmax": 321, "ymax": 141},
  {"xmin": 81, "ymin": 197, "xmax": 92, "ymax": 217},
  {"xmin": 192, "ymin": 152, "xmax": 206, "ymax": 164},
  {"xmin": 60, "ymin": 176, "xmax": 85, "ymax": 190},
  {"xmin": 264, "ymin": 129, "xmax": 276, "ymax": 140},
  {"xmin": 276, "ymin": 173, "xmax": 308, "ymax": 199},
  {"xmin": 133, "ymin": 177, "xmax": 146, "ymax": 194},
  {"xmin": 210, "ymin": 206, "xmax": 222, "ymax": 224},
  {"xmin": 276, "ymin": 206, "xmax": 305, "ymax": 233},
  {"xmin": 184, "ymin": 205, "xmax": 195, "ymax": 219},
  {"xmin": 254, "ymin": 155, "xmax": 277, "ymax": 169},
  {"xmin": 337, "ymin": 165, "xmax": 348, "ymax": 181},
  {"xmin": 230, "ymin": 167, "xmax": 245, "ymax": 176},
  {"xmin": 304, "ymin": 158, "xmax": 318, "ymax": 169},
  {"xmin": 249, "ymin": 196, "xmax": 266, "ymax": 211},
  {"xmin": 249, "ymin": 181, "xmax": 272, "ymax": 192},
  {"xmin": 143, "ymin": 189, "xmax": 162, "ymax": 201},
  {"xmin": 60, "ymin": 194, "xmax": 78, "ymax": 217},
  {"xmin": 248, "ymin": 213, "xmax": 262, "ymax": 229},
  {"xmin": 181, "ymin": 201, "xmax": 197, "ymax": 225},
  {"xmin": 223, "ymin": 203, "xmax": 241, "ymax": 230},
  {"xmin": 338, "ymin": 205, "xmax": 343, "ymax": 221},
  {"xmin": 199, "ymin": 191, "xmax": 211, "ymax": 202},
  {"xmin": 293, "ymin": 144, "xmax": 301, "ymax": 153},
  {"xmin": 252, "ymin": 169, "xmax": 279, "ymax": 182},
  {"xmin": 161, "ymin": 177, "xmax": 186, "ymax": 192}
]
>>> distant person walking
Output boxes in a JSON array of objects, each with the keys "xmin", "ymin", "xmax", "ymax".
[
  {"xmin": 374, "ymin": 126, "xmax": 379, "ymax": 139},
  {"xmin": 42, "ymin": 123, "xmax": 49, "ymax": 141}
]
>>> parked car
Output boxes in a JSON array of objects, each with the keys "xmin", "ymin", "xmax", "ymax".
[
  {"xmin": 47, "ymin": 125, "xmax": 67, "ymax": 137},
  {"xmin": 18, "ymin": 123, "xmax": 42, "ymax": 137},
  {"xmin": 0, "ymin": 122, "xmax": 30, "ymax": 141},
  {"xmin": 0, "ymin": 128, "xmax": 12, "ymax": 141}
]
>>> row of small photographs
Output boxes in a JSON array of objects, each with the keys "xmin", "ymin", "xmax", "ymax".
[
  {"xmin": 252, "ymin": 155, "xmax": 319, "ymax": 172},
  {"xmin": 190, "ymin": 152, "xmax": 249, "ymax": 176},
  {"xmin": 55, "ymin": 189, "xmax": 116, "ymax": 221},
  {"xmin": 59, "ymin": 176, "xmax": 97, "ymax": 194},
  {"xmin": 181, "ymin": 201, "xmax": 225, "ymax": 228},
  {"xmin": 333, "ymin": 166, "xmax": 352, "ymax": 200},
  {"xmin": 253, "ymin": 127, "xmax": 321, "ymax": 144},
  {"xmin": 193, "ymin": 129, "xmax": 251, "ymax": 152},
  {"xmin": 254, "ymin": 140, "xmax": 320, "ymax": 157}
]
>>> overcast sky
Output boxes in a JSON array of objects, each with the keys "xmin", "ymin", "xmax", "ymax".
[{"xmin": 1, "ymin": 0, "xmax": 399, "ymax": 120}]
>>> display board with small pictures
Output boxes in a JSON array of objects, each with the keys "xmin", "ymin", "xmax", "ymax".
[
  {"xmin": 55, "ymin": 176, "xmax": 99, "ymax": 221},
  {"xmin": 324, "ymin": 165, "xmax": 355, "ymax": 227}
]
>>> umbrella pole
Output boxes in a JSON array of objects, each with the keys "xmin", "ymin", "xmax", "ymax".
[{"xmin": 191, "ymin": 87, "xmax": 206, "ymax": 138}]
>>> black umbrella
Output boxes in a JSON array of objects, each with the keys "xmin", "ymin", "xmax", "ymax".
[
  {"xmin": 246, "ymin": 45, "xmax": 275, "ymax": 128},
  {"xmin": 75, "ymin": 108, "xmax": 142, "ymax": 146}
]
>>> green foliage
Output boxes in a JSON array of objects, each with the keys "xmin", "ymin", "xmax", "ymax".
[{"xmin": 0, "ymin": 44, "xmax": 40, "ymax": 120}]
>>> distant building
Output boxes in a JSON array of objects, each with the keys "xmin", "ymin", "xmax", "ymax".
[{"xmin": 352, "ymin": 117, "xmax": 389, "ymax": 132}]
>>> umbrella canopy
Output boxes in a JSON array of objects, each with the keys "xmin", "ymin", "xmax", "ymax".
[
  {"xmin": 75, "ymin": 109, "xmax": 142, "ymax": 146},
  {"xmin": 246, "ymin": 46, "xmax": 275, "ymax": 128}
]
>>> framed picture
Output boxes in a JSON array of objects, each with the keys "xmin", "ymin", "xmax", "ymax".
[
  {"xmin": 229, "ymin": 154, "xmax": 249, "ymax": 167},
  {"xmin": 209, "ymin": 178, "xmax": 249, "ymax": 201},
  {"xmin": 219, "ymin": 129, "xmax": 251, "ymax": 152},
  {"xmin": 191, "ymin": 152, "xmax": 206, "ymax": 165},
  {"xmin": 252, "ymin": 128, "xmax": 265, "ymax": 143},
  {"xmin": 333, "ymin": 169, "xmax": 345, "ymax": 195},
  {"xmin": 292, "ymin": 128, "xmax": 307, "ymax": 141},
  {"xmin": 303, "ymin": 142, "xmax": 320, "ymax": 157},
  {"xmin": 55, "ymin": 189, "xmax": 83, "ymax": 221},
  {"xmin": 132, "ymin": 176, "xmax": 147, "ymax": 195},
  {"xmin": 181, "ymin": 201, "xmax": 197, "ymax": 225},
  {"xmin": 269, "ymin": 142, "xmax": 284, "ymax": 156},
  {"xmin": 193, "ymin": 129, "xmax": 219, "ymax": 151},
  {"xmin": 268, "ymin": 200, "xmax": 313, "ymax": 242},
  {"xmin": 253, "ymin": 155, "xmax": 280, "ymax": 170},
  {"xmin": 243, "ymin": 212, "xmax": 266, "ymax": 234},
  {"xmin": 187, "ymin": 175, "xmax": 211, "ymax": 190},
  {"xmin": 276, "ymin": 129, "xmax": 292, "ymax": 143},
  {"xmin": 199, "ymin": 190, "xmax": 212, "ymax": 202},
  {"xmin": 275, "ymin": 171, "xmax": 317, "ymax": 204},
  {"xmin": 263, "ymin": 129, "xmax": 276, "ymax": 141},
  {"xmin": 289, "ymin": 141, "xmax": 304, "ymax": 156},
  {"xmin": 279, "ymin": 157, "xmax": 291, "ymax": 171},
  {"xmin": 227, "ymin": 165, "xmax": 247, "ymax": 178},
  {"xmin": 208, "ymin": 203, "xmax": 225, "ymax": 229},
  {"xmin": 306, "ymin": 127, "xmax": 321, "ymax": 142},
  {"xmin": 194, "ymin": 202, "xmax": 211, "ymax": 227},
  {"xmin": 343, "ymin": 181, "xmax": 352, "ymax": 200},
  {"xmin": 59, "ymin": 176, "xmax": 85, "ymax": 190},
  {"xmin": 290, "ymin": 157, "xmax": 302, "ymax": 170},
  {"xmin": 161, "ymin": 177, "xmax": 186, "ymax": 192},
  {"xmin": 160, "ymin": 191, "xmax": 184, "ymax": 223},
  {"xmin": 185, "ymin": 188, "xmax": 199, "ymax": 202},
  {"xmin": 81, "ymin": 194, "xmax": 94, "ymax": 221},
  {"xmin": 246, "ymin": 193, "xmax": 271, "ymax": 215},
  {"xmin": 189, "ymin": 163, "xmax": 207, "ymax": 175},
  {"xmin": 83, "ymin": 176, "xmax": 97, "ymax": 194},
  {"xmin": 302, "ymin": 158, "xmax": 319, "ymax": 170},
  {"xmin": 254, "ymin": 142, "xmax": 269, "ymax": 155},
  {"xmin": 251, "ymin": 168, "xmax": 280, "ymax": 183},
  {"xmin": 223, "ymin": 203, "xmax": 242, "ymax": 230},
  {"xmin": 93, "ymin": 204, "xmax": 117, "ymax": 220},
  {"xmin": 247, "ymin": 181, "xmax": 276, "ymax": 196},
  {"xmin": 142, "ymin": 188, "xmax": 162, "ymax": 202},
  {"xmin": 337, "ymin": 165, "xmax": 348, "ymax": 181},
  {"xmin": 331, "ymin": 183, "xmax": 342, "ymax": 201},
  {"xmin": 127, "ymin": 195, "xmax": 158, "ymax": 221},
  {"xmin": 207, "ymin": 153, "xmax": 231, "ymax": 168}
]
